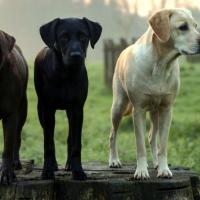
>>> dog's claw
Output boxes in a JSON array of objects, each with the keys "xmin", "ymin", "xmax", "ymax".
[
  {"xmin": 134, "ymin": 168, "xmax": 150, "ymax": 180},
  {"xmin": 109, "ymin": 160, "xmax": 121, "ymax": 168},
  {"xmin": 0, "ymin": 169, "xmax": 16, "ymax": 185},
  {"xmin": 157, "ymin": 167, "xmax": 172, "ymax": 178},
  {"xmin": 72, "ymin": 170, "xmax": 87, "ymax": 181}
]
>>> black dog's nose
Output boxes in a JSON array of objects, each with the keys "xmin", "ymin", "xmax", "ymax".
[{"xmin": 70, "ymin": 51, "xmax": 81, "ymax": 57}]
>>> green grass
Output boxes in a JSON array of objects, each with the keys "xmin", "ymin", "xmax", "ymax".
[{"xmin": 0, "ymin": 60, "xmax": 200, "ymax": 173}]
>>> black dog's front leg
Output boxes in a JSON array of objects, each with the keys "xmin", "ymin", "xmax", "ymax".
[
  {"xmin": 65, "ymin": 120, "xmax": 72, "ymax": 171},
  {"xmin": 39, "ymin": 106, "xmax": 58, "ymax": 180},
  {"xmin": 66, "ymin": 106, "xmax": 87, "ymax": 180},
  {"xmin": 1, "ymin": 113, "xmax": 18, "ymax": 185}
]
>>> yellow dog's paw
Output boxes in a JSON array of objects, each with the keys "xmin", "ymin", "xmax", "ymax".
[
  {"xmin": 134, "ymin": 168, "xmax": 150, "ymax": 180},
  {"xmin": 109, "ymin": 159, "xmax": 121, "ymax": 168},
  {"xmin": 157, "ymin": 167, "xmax": 172, "ymax": 178}
]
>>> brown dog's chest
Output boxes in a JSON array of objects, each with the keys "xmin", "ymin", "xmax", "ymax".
[
  {"xmin": 0, "ymin": 73, "xmax": 23, "ymax": 115},
  {"xmin": 0, "ymin": 87, "xmax": 21, "ymax": 114}
]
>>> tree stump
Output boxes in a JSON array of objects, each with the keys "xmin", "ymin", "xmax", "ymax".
[{"xmin": 0, "ymin": 161, "xmax": 199, "ymax": 200}]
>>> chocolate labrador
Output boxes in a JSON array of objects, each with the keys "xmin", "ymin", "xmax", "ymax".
[
  {"xmin": 0, "ymin": 31, "xmax": 28, "ymax": 185},
  {"xmin": 34, "ymin": 17, "xmax": 102, "ymax": 180}
]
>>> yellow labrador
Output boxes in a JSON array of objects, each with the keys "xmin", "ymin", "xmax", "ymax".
[{"xmin": 109, "ymin": 8, "xmax": 200, "ymax": 179}]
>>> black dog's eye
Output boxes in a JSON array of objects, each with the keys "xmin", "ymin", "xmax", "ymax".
[
  {"xmin": 80, "ymin": 34, "xmax": 88, "ymax": 42},
  {"xmin": 179, "ymin": 24, "xmax": 189, "ymax": 31},
  {"xmin": 60, "ymin": 33, "xmax": 69, "ymax": 42}
]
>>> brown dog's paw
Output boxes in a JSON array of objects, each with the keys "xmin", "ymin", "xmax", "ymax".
[
  {"xmin": 72, "ymin": 170, "xmax": 87, "ymax": 181},
  {"xmin": 41, "ymin": 168, "xmax": 55, "ymax": 180},
  {"xmin": 0, "ymin": 169, "xmax": 16, "ymax": 185}
]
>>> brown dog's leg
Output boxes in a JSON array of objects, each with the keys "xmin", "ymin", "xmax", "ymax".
[
  {"xmin": 14, "ymin": 95, "xmax": 28, "ymax": 170},
  {"xmin": 1, "ymin": 113, "xmax": 17, "ymax": 185}
]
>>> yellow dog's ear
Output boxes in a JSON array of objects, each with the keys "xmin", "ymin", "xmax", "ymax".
[{"xmin": 149, "ymin": 10, "xmax": 172, "ymax": 43}]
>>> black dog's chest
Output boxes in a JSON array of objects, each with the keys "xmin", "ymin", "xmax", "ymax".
[
  {"xmin": 47, "ymin": 82, "xmax": 74, "ymax": 101},
  {"xmin": 43, "ymin": 74, "xmax": 87, "ymax": 108}
]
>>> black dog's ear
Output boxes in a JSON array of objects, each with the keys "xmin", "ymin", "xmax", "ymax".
[
  {"xmin": 0, "ymin": 31, "xmax": 15, "ymax": 55},
  {"xmin": 40, "ymin": 18, "xmax": 60, "ymax": 48},
  {"xmin": 82, "ymin": 17, "xmax": 102, "ymax": 49}
]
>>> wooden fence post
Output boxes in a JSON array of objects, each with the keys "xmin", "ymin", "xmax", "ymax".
[{"xmin": 103, "ymin": 39, "xmax": 129, "ymax": 87}]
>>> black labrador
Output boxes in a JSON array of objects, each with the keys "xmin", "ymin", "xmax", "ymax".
[
  {"xmin": 0, "ymin": 31, "xmax": 28, "ymax": 185},
  {"xmin": 34, "ymin": 17, "xmax": 102, "ymax": 180}
]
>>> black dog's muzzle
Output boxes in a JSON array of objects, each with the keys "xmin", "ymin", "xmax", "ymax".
[
  {"xmin": 70, "ymin": 51, "xmax": 82, "ymax": 57},
  {"xmin": 69, "ymin": 50, "xmax": 83, "ymax": 63},
  {"xmin": 62, "ymin": 49, "xmax": 84, "ymax": 67}
]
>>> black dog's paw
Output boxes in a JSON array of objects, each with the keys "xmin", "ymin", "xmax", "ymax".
[
  {"xmin": 41, "ymin": 168, "xmax": 55, "ymax": 180},
  {"xmin": 13, "ymin": 160, "xmax": 22, "ymax": 170},
  {"xmin": 72, "ymin": 170, "xmax": 87, "ymax": 181},
  {"xmin": 41, "ymin": 157, "xmax": 58, "ymax": 180},
  {"xmin": 53, "ymin": 161, "xmax": 58, "ymax": 171},
  {"xmin": 0, "ymin": 169, "xmax": 16, "ymax": 185},
  {"xmin": 65, "ymin": 162, "xmax": 71, "ymax": 171}
]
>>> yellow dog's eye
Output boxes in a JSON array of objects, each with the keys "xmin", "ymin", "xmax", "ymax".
[{"xmin": 179, "ymin": 24, "xmax": 189, "ymax": 31}]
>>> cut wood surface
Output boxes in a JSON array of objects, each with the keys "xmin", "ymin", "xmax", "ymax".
[{"xmin": 0, "ymin": 160, "xmax": 199, "ymax": 200}]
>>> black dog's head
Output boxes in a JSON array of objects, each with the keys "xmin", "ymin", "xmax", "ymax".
[{"xmin": 40, "ymin": 17, "xmax": 102, "ymax": 67}]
